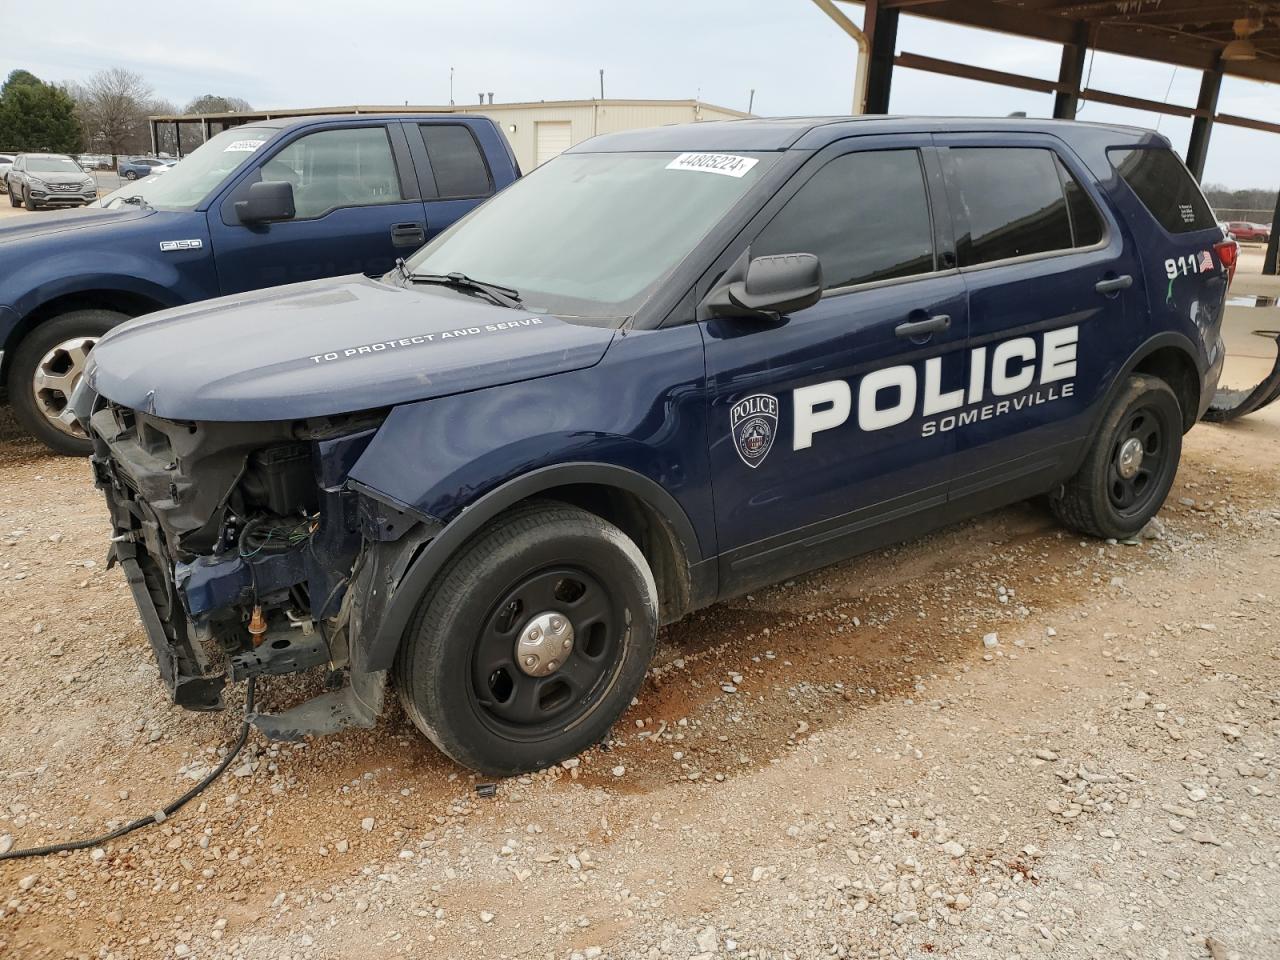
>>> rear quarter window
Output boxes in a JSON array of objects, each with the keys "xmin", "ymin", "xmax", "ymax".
[{"xmin": 1109, "ymin": 147, "xmax": 1217, "ymax": 234}]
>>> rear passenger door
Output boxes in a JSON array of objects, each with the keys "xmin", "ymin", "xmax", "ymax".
[
  {"xmin": 403, "ymin": 121, "xmax": 498, "ymax": 244},
  {"xmin": 933, "ymin": 135, "xmax": 1139, "ymax": 505},
  {"xmin": 702, "ymin": 137, "xmax": 969, "ymax": 593},
  {"xmin": 208, "ymin": 122, "xmax": 427, "ymax": 294}
]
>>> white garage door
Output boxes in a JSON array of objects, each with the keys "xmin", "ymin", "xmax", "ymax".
[{"xmin": 535, "ymin": 121, "xmax": 572, "ymax": 167}]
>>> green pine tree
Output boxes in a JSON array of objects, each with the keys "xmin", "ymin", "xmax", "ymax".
[{"xmin": 0, "ymin": 70, "xmax": 83, "ymax": 153}]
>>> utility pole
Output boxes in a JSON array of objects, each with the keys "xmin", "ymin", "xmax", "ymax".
[{"xmin": 599, "ymin": 69, "xmax": 605, "ymax": 100}]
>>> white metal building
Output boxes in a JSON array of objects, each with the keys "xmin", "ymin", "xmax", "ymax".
[{"xmin": 149, "ymin": 99, "xmax": 752, "ymax": 171}]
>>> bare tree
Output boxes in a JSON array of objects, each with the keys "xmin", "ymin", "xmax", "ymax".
[
  {"xmin": 184, "ymin": 94, "xmax": 252, "ymax": 115},
  {"xmin": 73, "ymin": 68, "xmax": 153, "ymax": 160}
]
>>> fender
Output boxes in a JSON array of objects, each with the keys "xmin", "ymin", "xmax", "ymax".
[
  {"xmin": 356, "ymin": 461, "xmax": 709, "ymax": 673},
  {"xmin": 1065, "ymin": 330, "xmax": 1206, "ymax": 479}
]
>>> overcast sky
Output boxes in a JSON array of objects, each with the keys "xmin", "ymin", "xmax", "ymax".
[{"xmin": 11, "ymin": 0, "xmax": 1280, "ymax": 189}]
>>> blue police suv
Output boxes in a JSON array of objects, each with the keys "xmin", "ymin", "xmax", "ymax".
[
  {"xmin": 74, "ymin": 116, "xmax": 1233, "ymax": 775},
  {"xmin": 0, "ymin": 114, "xmax": 518, "ymax": 454}
]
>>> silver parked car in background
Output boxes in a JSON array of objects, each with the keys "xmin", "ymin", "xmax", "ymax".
[
  {"xmin": 5, "ymin": 153, "xmax": 98, "ymax": 209},
  {"xmin": 0, "ymin": 154, "xmax": 14, "ymax": 193}
]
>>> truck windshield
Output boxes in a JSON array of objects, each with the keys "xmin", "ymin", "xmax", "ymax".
[
  {"xmin": 100, "ymin": 126, "xmax": 277, "ymax": 211},
  {"xmin": 406, "ymin": 151, "xmax": 776, "ymax": 321}
]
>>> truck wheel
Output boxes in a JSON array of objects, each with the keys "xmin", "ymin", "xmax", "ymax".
[
  {"xmin": 1051, "ymin": 374, "xmax": 1183, "ymax": 540},
  {"xmin": 395, "ymin": 501, "xmax": 659, "ymax": 776},
  {"xmin": 8, "ymin": 310, "xmax": 128, "ymax": 456}
]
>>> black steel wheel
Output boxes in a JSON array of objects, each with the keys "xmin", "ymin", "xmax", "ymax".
[
  {"xmin": 395, "ymin": 501, "xmax": 659, "ymax": 776},
  {"xmin": 1052, "ymin": 374, "xmax": 1183, "ymax": 539}
]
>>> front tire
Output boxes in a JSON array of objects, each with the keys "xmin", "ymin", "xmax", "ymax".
[
  {"xmin": 8, "ymin": 309, "xmax": 129, "ymax": 456},
  {"xmin": 395, "ymin": 501, "xmax": 659, "ymax": 776},
  {"xmin": 22, "ymin": 188, "xmax": 36, "ymax": 211},
  {"xmin": 1051, "ymin": 374, "xmax": 1183, "ymax": 540}
]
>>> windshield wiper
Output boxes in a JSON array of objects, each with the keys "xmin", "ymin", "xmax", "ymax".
[{"xmin": 406, "ymin": 271, "xmax": 522, "ymax": 308}]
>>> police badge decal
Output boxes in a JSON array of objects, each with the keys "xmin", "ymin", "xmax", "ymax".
[{"xmin": 730, "ymin": 393, "xmax": 779, "ymax": 469}]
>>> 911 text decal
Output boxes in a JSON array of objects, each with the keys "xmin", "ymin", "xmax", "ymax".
[
  {"xmin": 306, "ymin": 317, "xmax": 543, "ymax": 364},
  {"xmin": 792, "ymin": 325, "xmax": 1079, "ymax": 448}
]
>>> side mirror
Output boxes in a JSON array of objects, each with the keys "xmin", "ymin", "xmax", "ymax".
[
  {"xmin": 235, "ymin": 180, "xmax": 295, "ymax": 224},
  {"xmin": 707, "ymin": 252, "xmax": 823, "ymax": 318}
]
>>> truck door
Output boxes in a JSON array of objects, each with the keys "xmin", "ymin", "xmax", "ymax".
[
  {"xmin": 701, "ymin": 138, "xmax": 969, "ymax": 595},
  {"xmin": 402, "ymin": 120, "xmax": 505, "ymax": 242},
  {"xmin": 931, "ymin": 135, "xmax": 1141, "ymax": 505},
  {"xmin": 207, "ymin": 121, "xmax": 428, "ymax": 295}
]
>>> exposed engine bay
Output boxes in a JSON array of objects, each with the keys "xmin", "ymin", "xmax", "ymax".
[{"xmin": 84, "ymin": 400, "xmax": 437, "ymax": 739}]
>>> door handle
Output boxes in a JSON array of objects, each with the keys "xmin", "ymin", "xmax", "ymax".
[
  {"xmin": 1095, "ymin": 274, "xmax": 1133, "ymax": 295},
  {"xmin": 895, "ymin": 314, "xmax": 951, "ymax": 339},
  {"xmin": 391, "ymin": 222, "xmax": 426, "ymax": 247}
]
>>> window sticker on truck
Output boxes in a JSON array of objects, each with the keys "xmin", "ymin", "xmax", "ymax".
[
  {"xmin": 223, "ymin": 139, "xmax": 266, "ymax": 153},
  {"xmin": 666, "ymin": 153, "xmax": 759, "ymax": 178}
]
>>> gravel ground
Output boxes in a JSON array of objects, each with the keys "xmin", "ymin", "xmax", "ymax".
[{"xmin": 0, "ymin": 362, "xmax": 1278, "ymax": 959}]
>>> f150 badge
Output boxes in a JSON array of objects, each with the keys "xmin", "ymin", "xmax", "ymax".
[
  {"xmin": 159, "ymin": 239, "xmax": 203, "ymax": 251},
  {"xmin": 730, "ymin": 394, "xmax": 778, "ymax": 468}
]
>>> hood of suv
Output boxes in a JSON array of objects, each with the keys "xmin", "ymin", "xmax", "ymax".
[{"xmin": 86, "ymin": 274, "xmax": 617, "ymax": 421}]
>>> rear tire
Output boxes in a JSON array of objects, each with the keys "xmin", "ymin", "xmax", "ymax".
[
  {"xmin": 1051, "ymin": 374, "xmax": 1183, "ymax": 540},
  {"xmin": 8, "ymin": 309, "xmax": 130, "ymax": 456},
  {"xmin": 395, "ymin": 501, "xmax": 659, "ymax": 776}
]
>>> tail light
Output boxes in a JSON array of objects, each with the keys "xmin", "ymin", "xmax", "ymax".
[{"xmin": 1214, "ymin": 239, "xmax": 1238, "ymax": 286}]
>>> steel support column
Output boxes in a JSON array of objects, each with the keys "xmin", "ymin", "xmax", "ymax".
[
  {"xmin": 1053, "ymin": 21, "xmax": 1088, "ymax": 120},
  {"xmin": 1186, "ymin": 62, "xmax": 1223, "ymax": 181},
  {"xmin": 864, "ymin": 0, "xmax": 900, "ymax": 114},
  {"xmin": 1265, "ymin": 189, "xmax": 1280, "ymax": 276}
]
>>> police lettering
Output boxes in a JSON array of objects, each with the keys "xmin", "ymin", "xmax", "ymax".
[{"xmin": 793, "ymin": 325, "xmax": 1079, "ymax": 449}]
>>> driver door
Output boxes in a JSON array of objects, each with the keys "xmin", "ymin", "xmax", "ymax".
[
  {"xmin": 701, "ymin": 138, "xmax": 969, "ymax": 595},
  {"xmin": 207, "ymin": 122, "xmax": 428, "ymax": 295}
]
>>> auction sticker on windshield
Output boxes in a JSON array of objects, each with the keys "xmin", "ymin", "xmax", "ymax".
[
  {"xmin": 224, "ymin": 139, "xmax": 266, "ymax": 153},
  {"xmin": 666, "ymin": 153, "xmax": 759, "ymax": 178}
]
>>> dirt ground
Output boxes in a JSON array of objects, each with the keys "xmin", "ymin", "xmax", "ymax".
[
  {"xmin": 0, "ymin": 382, "xmax": 1277, "ymax": 960},
  {"xmin": 0, "ymin": 203, "xmax": 1278, "ymax": 959}
]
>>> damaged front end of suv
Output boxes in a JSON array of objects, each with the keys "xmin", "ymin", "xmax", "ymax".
[{"xmin": 82, "ymin": 401, "xmax": 436, "ymax": 738}]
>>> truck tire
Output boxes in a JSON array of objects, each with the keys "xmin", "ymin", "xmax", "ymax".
[
  {"xmin": 1051, "ymin": 374, "xmax": 1183, "ymax": 540},
  {"xmin": 8, "ymin": 310, "xmax": 129, "ymax": 456},
  {"xmin": 395, "ymin": 501, "xmax": 659, "ymax": 776}
]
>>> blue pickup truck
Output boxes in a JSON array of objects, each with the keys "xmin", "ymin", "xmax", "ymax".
[{"xmin": 0, "ymin": 113, "xmax": 519, "ymax": 453}]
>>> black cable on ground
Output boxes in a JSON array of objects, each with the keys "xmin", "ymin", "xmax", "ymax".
[{"xmin": 0, "ymin": 677, "xmax": 257, "ymax": 863}]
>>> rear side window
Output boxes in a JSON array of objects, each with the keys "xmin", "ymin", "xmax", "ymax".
[
  {"xmin": 944, "ymin": 147, "xmax": 1080, "ymax": 266},
  {"xmin": 1109, "ymin": 147, "xmax": 1216, "ymax": 234},
  {"xmin": 419, "ymin": 124, "xmax": 492, "ymax": 200},
  {"xmin": 753, "ymin": 149, "xmax": 935, "ymax": 290}
]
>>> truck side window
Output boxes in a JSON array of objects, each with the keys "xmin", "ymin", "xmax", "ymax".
[
  {"xmin": 419, "ymin": 124, "xmax": 493, "ymax": 200},
  {"xmin": 267, "ymin": 127, "xmax": 403, "ymax": 220},
  {"xmin": 753, "ymin": 149, "xmax": 935, "ymax": 290},
  {"xmin": 944, "ymin": 147, "xmax": 1079, "ymax": 267}
]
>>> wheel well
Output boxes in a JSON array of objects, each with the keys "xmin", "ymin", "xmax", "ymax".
[
  {"xmin": 537, "ymin": 483, "xmax": 693, "ymax": 625},
  {"xmin": 1133, "ymin": 347, "xmax": 1200, "ymax": 431},
  {"xmin": 2, "ymin": 290, "xmax": 165, "ymax": 380}
]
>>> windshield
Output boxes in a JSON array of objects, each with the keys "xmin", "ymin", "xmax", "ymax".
[
  {"xmin": 101, "ymin": 125, "xmax": 277, "ymax": 211},
  {"xmin": 406, "ymin": 150, "xmax": 776, "ymax": 320},
  {"xmin": 28, "ymin": 156, "xmax": 83, "ymax": 174}
]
